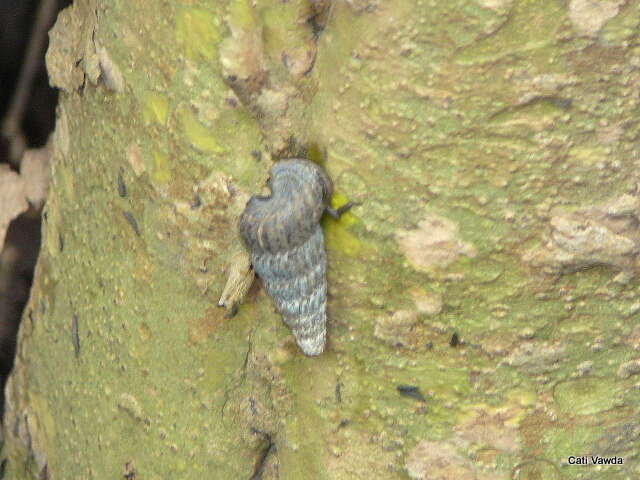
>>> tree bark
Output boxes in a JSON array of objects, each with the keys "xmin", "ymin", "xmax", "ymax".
[{"xmin": 3, "ymin": 0, "xmax": 640, "ymax": 479}]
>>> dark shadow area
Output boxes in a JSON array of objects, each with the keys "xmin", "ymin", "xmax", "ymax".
[
  {"xmin": 0, "ymin": 0, "xmax": 71, "ymax": 417},
  {"xmin": 0, "ymin": 211, "xmax": 41, "ymax": 386}
]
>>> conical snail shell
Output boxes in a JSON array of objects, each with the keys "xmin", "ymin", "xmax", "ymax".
[{"xmin": 239, "ymin": 159, "xmax": 333, "ymax": 356}]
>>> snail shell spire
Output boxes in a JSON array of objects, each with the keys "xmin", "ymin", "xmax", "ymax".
[{"xmin": 239, "ymin": 159, "xmax": 333, "ymax": 356}]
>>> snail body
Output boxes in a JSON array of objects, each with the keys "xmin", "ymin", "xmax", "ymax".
[{"xmin": 239, "ymin": 159, "xmax": 333, "ymax": 356}]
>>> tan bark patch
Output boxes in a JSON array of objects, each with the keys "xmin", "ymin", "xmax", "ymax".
[
  {"xmin": 96, "ymin": 45, "xmax": 125, "ymax": 92},
  {"xmin": 218, "ymin": 248, "xmax": 255, "ymax": 313},
  {"xmin": 523, "ymin": 192, "xmax": 640, "ymax": 275},
  {"xmin": 219, "ymin": 7, "xmax": 267, "ymax": 101},
  {"xmin": 597, "ymin": 122, "xmax": 625, "ymax": 145},
  {"xmin": 502, "ymin": 341, "xmax": 566, "ymax": 373},
  {"xmin": 624, "ymin": 325, "xmax": 640, "ymax": 351},
  {"xmin": 396, "ymin": 213, "xmax": 477, "ymax": 271},
  {"xmin": 127, "ymin": 143, "xmax": 145, "ymax": 176},
  {"xmin": 476, "ymin": 0, "xmax": 513, "ymax": 10},
  {"xmin": 374, "ymin": 310, "xmax": 419, "ymax": 347},
  {"xmin": 405, "ymin": 440, "xmax": 500, "ymax": 480},
  {"xmin": 409, "ymin": 287, "xmax": 443, "ymax": 316},
  {"xmin": 617, "ymin": 359, "xmax": 640, "ymax": 379},
  {"xmin": 46, "ymin": 1, "xmax": 99, "ymax": 92},
  {"xmin": 455, "ymin": 405, "xmax": 523, "ymax": 453},
  {"xmin": 0, "ymin": 165, "xmax": 28, "ymax": 248},
  {"xmin": 20, "ymin": 139, "xmax": 53, "ymax": 209},
  {"xmin": 568, "ymin": 0, "xmax": 625, "ymax": 36}
]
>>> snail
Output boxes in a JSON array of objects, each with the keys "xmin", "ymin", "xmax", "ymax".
[{"xmin": 239, "ymin": 159, "xmax": 334, "ymax": 356}]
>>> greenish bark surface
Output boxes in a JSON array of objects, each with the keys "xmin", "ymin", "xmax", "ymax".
[{"xmin": 3, "ymin": 0, "xmax": 640, "ymax": 479}]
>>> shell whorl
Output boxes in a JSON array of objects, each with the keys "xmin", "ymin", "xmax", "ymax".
[
  {"xmin": 239, "ymin": 159, "xmax": 332, "ymax": 356},
  {"xmin": 240, "ymin": 159, "xmax": 332, "ymax": 255}
]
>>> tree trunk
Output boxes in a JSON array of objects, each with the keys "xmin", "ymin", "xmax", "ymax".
[{"xmin": 3, "ymin": 0, "xmax": 640, "ymax": 479}]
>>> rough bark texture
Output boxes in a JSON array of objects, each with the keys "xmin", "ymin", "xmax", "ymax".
[{"xmin": 3, "ymin": 0, "xmax": 640, "ymax": 479}]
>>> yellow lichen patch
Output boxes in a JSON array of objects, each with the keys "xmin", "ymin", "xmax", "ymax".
[
  {"xmin": 138, "ymin": 322, "xmax": 152, "ymax": 341},
  {"xmin": 133, "ymin": 247, "xmax": 154, "ymax": 284},
  {"xmin": 506, "ymin": 388, "xmax": 537, "ymax": 409},
  {"xmin": 567, "ymin": 145, "xmax": 610, "ymax": 166},
  {"xmin": 305, "ymin": 142, "xmax": 325, "ymax": 165},
  {"xmin": 324, "ymin": 193, "xmax": 362, "ymax": 256},
  {"xmin": 325, "ymin": 225, "xmax": 362, "ymax": 257},
  {"xmin": 12, "ymin": 395, "xmax": 58, "ymax": 476},
  {"xmin": 227, "ymin": 0, "xmax": 258, "ymax": 30},
  {"xmin": 60, "ymin": 163, "xmax": 76, "ymax": 202},
  {"xmin": 329, "ymin": 191, "xmax": 359, "ymax": 226},
  {"xmin": 178, "ymin": 108, "xmax": 226, "ymax": 154},
  {"xmin": 175, "ymin": 7, "xmax": 221, "ymax": 61},
  {"xmin": 141, "ymin": 91, "xmax": 169, "ymax": 126},
  {"xmin": 553, "ymin": 377, "xmax": 622, "ymax": 416},
  {"xmin": 151, "ymin": 151, "xmax": 171, "ymax": 184},
  {"xmin": 30, "ymin": 393, "xmax": 57, "ymax": 448},
  {"xmin": 43, "ymin": 199, "xmax": 60, "ymax": 258}
]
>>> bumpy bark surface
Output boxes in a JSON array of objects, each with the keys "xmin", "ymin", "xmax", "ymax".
[{"xmin": 2, "ymin": 0, "xmax": 640, "ymax": 479}]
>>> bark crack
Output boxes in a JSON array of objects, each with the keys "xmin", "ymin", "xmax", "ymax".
[{"xmin": 249, "ymin": 430, "xmax": 275, "ymax": 480}]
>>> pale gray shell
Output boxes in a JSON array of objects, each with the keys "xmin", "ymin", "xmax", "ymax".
[{"xmin": 239, "ymin": 159, "xmax": 333, "ymax": 356}]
